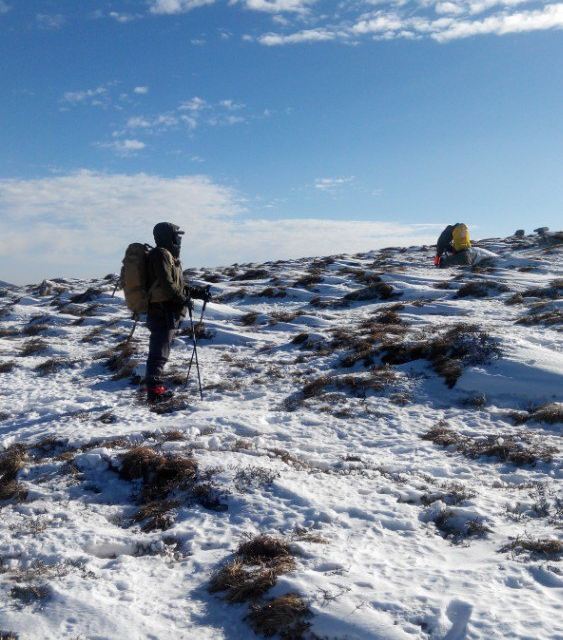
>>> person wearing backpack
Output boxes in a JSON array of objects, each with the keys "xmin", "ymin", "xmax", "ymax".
[
  {"xmin": 144, "ymin": 222, "xmax": 211, "ymax": 403},
  {"xmin": 434, "ymin": 223, "xmax": 474, "ymax": 267}
]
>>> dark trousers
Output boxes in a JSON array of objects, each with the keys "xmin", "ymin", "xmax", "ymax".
[{"xmin": 145, "ymin": 306, "xmax": 181, "ymax": 388}]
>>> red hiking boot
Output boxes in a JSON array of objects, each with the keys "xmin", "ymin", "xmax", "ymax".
[{"xmin": 147, "ymin": 385, "xmax": 174, "ymax": 404}]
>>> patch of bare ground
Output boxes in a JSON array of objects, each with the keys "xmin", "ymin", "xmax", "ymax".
[
  {"xmin": 382, "ymin": 323, "xmax": 501, "ymax": 388},
  {"xmin": 455, "ymin": 280, "xmax": 510, "ymax": 298},
  {"xmin": 422, "ymin": 425, "xmax": 558, "ymax": 465},
  {"xmin": 119, "ymin": 446, "xmax": 226, "ymax": 530},
  {"xmin": 0, "ymin": 445, "xmax": 27, "ymax": 504},
  {"xmin": 20, "ymin": 338, "xmax": 48, "ymax": 357},
  {"xmin": 499, "ymin": 536, "xmax": 563, "ymax": 560}
]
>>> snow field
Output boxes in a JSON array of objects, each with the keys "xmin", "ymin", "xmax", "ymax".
[{"xmin": 0, "ymin": 233, "xmax": 561, "ymax": 639}]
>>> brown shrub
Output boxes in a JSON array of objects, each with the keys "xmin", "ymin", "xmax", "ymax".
[
  {"xmin": 245, "ymin": 593, "xmax": 312, "ymax": 639},
  {"xmin": 22, "ymin": 323, "xmax": 49, "ymax": 337},
  {"xmin": 302, "ymin": 375, "xmax": 333, "ymax": 398},
  {"xmin": 133, "ymin": 499, "xmax": 180, "ymax": 532},
  {"xmin": 69, "ymin": 287, "xmax": 102, "ymax": 303},
  {"xmin": 516, "ymin": 309, "xmax": 562, "ymax": 327}
]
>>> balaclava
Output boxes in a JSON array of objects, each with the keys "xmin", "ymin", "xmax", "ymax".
[{"xmin": 153, "ymin": 222, "xmax": 184, "ymax": 259}]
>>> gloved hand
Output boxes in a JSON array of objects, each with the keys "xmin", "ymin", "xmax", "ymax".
[
  {"xmin": 185, "ymin": 284, "xmax": 212, "ymax": 302},
  {"xmin": 433, "ymin": 255, "xmax": 442, "ymax": 267}
]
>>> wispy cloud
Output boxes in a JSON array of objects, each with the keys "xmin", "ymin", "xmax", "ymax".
[
  {"xmin": 133, "ymin": 86, "xmax": 149, "ymax": 95},
  {"xmin": 241, "ymin": 0, "xmax": 317, "ymax": 14},
  {"xmin": 248, "ymin": 1, "xmax": 563, "ymax": 45},
  {"xmin": 0, "ymin": 1, "xmax": 11, "ymax": 16},
  {"xmin": 149, "ymin": 0, "xmax": 215, "ymax": 14},
  {"xmin": 314, "ymin": 176, "xmax": 355, "ymax": 193},
  {"xmin": 97, "ymin": 139, "xmax": 146, "ymax": 157},
  {"xmin": 0, "ymin": 171, "xmax": 439, "ymax": 284},
  {"xmin": 36, "ymin": 13, "xmax": 66, "ymax": 30},
  {"xmin": 61, "ymin": 85, "xmax": 111, "ymax": 108}
]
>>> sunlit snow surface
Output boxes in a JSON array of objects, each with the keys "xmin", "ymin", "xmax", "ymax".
[{"xmin": 0, "ymin": 234, "xmax": 561, "ymax": 639}]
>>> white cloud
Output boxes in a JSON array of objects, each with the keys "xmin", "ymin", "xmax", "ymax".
[
  {"xmin": 61, "ymin": 85, "xmax": 109, "ymax": 108},
  {"xmin": 133, "ymin": 86, "xmax": 149, "ymax": 94},
  {"xmin": 433, "ymin": 3, "xmax": 563, "ymax": 40},
  {"xmin": 314, "ymin": 176, "xmax": 355, "ymax": 193},
  {"xmin": 149, "ymin": 0, "xmax": 215, "ymax": 14},
  {"xmin": 0, "ymin": 171, "xmax": 439, "ymax": 284},
  {"xmin": 258, "ymin": 27, "xmax": 337, "ymax": 44},
  {"xmin": 108, "ymin": 11, "xmax": 139, "ymax": 23},
  {"xmin": 0, "ymin": 1, "xmax": 11, "ymax": 15},
  {"xmin": 98, "ymin": 139, "xmax": 146, "ymax": 156},
  {"xmin": 36, "ymin": 13, "xmax": 66, "ymax": 30},
  {"xmin": 242, "ymin": 0, "xmax": 316, "ymax": 13},
  {"xmin": 254, "ymin": 1, "xmax": 563, "ymax": 45}
]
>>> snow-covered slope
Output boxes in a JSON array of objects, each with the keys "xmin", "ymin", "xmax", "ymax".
[{"xmin": 0, "ymin": 233, "xmax": 561, "ymax": 640}]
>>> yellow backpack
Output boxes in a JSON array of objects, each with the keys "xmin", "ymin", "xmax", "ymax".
[{"xmin": 452, "ymin": 223, "xmax": 471, "ymax": 252}]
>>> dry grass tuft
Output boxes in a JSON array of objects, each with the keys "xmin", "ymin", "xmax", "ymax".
[
  {"xmin": 101, "ymin": 340, "xmax": 138, "ymax": 380},
  {"xmin": 342, "ymin": 282, "xmax": 395, "ymax": 303},
  {"xmin": 240, "ymin": 311, "xmax": 260, "ymax": 326},
  {"xmin": 245, "ymin": 593, "xmax": 312, "ymax": 639},
  {"xmin": 238, "ymin": 535, "xmax": 292, "ymax": 563},
  {"xmin": 133, "ymin": 499, "xmax": 180, "ymax": 532},
  {"xmin": 35, "ymin": 358, "xmax": 69, "ymax": 376},
  {"xmin": 422, "ymin": 425, "xmax": 557, "ymax": 465},
  {"xmin": 294, "ymin": 272, "xmax": 322, "ymax": 288},
  {"xmin": 382, "ymin": 324, "xmax": 500, "ymax": 388},
  {"xmin": 9, "ymin": 584, "xmax": 50, "ymax": 606},
  {"xmin": 499, "ymin": 536, "xmax": 563, "ymax": 560},
  {"xmin": 69, "ymin": 287, "xmax": 102, "ymax": 303},
  {"xmin": 20, "ymin": 338, "xmax": 48, "ymax": 357},
  {"xmin": 0, "ymin": 445, "xmax": 27, "ymax": 503},
  {"xmin": 257, "ymin": 287, "xmax": 287, "ymax": 298},
  {"xmin": 0, "ymin": 361, "xmax": 16, "ymax": 373},
  {"xmin": 0, "ymin": 631, "xmax": 19, "ymax": 639},
  {"xmin": 231, "ymin": 268, "xmax": 270, "ymax": 281},
  {"xmin": 455, "ymin": 280, "xmax": 510, "ymax": 298}
]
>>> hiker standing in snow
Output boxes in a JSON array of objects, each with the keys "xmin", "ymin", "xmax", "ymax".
[
  {"xmin": 145, "ymin": 222, "xmax": 211, "ymax": 403},
  {"xmin": 434, "ymin": 223, "xmax": 474, "ymax": 268}
]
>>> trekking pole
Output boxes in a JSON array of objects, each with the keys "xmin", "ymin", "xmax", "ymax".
[
  {"xmin": 184, "ymin": 298, "xmax": 206, "ymax": 399},
  {"xmin": 125, "ymin": 314, "xmax": 138, "ymax": 343},
  {"xmin": 111, "ymin": 276, "xmax": 120, "ymax": 298}
]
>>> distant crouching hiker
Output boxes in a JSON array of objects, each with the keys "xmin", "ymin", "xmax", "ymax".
[
  {"xmin": 434, "ymin": 222, "xmax": 474, "ymax": 267},
  {"xmin": 145, "ymin": 222, "xmax": 211, "ymax": 403}
]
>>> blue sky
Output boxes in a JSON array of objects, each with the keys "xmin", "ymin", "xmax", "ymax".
[{"xmin": 0, "ymin": 0, "xmax": 562, "ymax": 283}]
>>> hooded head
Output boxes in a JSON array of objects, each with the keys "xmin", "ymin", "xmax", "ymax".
[{"xmin": 153, "ymin": 222, "xmax": 184, "ymax": 259}]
